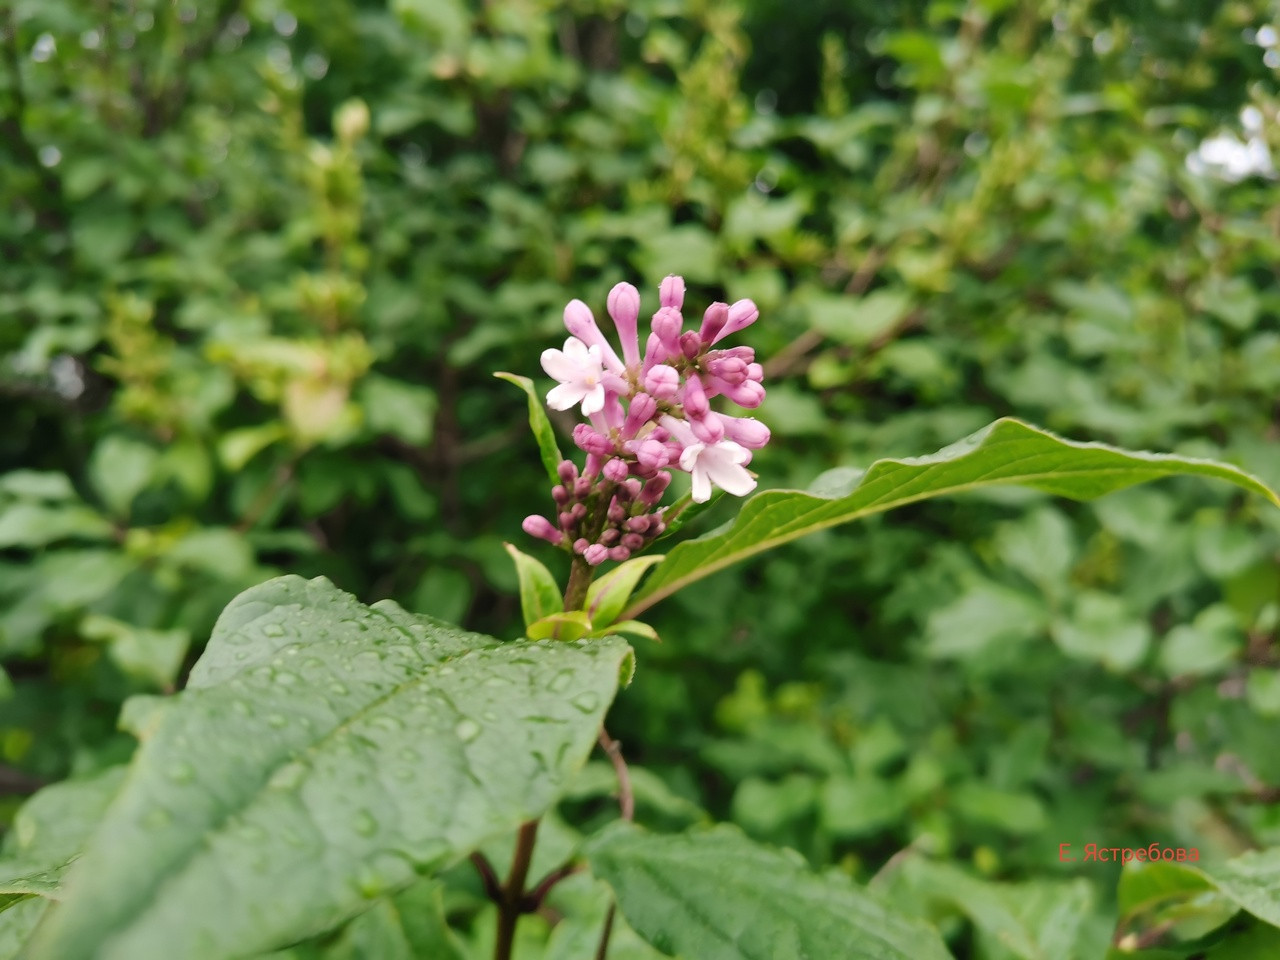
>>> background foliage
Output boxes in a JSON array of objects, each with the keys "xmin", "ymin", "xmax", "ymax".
[{"xmin": 3, "ymin": 0, "xmax": 1280, "ymax": 956}]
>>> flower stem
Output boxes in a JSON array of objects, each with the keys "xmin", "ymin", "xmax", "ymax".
[
  {"xmin": 563, "ymin": 555, "xmax": 594, "ymax": 612},
  {"xmin": 492, "ymin": 820, "xmax": 540, "ymax": 960}
]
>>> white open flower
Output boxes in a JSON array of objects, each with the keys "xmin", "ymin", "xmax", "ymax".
[
  {"xmin": 661, "ymin": 415, "xmax": 756, "ymax": 503},
  {"xmin": 541, "ymin": 337, "xmax": 606, "ymax": 415}
]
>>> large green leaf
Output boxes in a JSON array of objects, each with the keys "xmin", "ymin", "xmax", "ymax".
[
  {"xmin": 623, "ymin": 418, "xmax": 1280, "ymax": 618},
  {"xmin": 585, "ymin": 823, "xmax": 953, "ymax": 960},
  {"xmin": 25, "ymin": 576, "xmax": 631, "ymax": 960}
]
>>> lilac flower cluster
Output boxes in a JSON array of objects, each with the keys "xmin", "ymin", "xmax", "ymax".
[{"xmin": 522, "ymin": 275, "xmax": 770, "ymax": 565}]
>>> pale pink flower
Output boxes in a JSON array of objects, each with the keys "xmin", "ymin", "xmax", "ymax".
[
  {"xmin": 542, "ymin": 337, "xmax": 607, "ymax": 415},
  {"xmin": 661, "ymin": 415, "xmax": 756, "ymax": 503}
]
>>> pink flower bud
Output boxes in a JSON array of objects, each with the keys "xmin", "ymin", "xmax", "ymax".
[
  {"xmin": 523, "ymin": 515, "xmax": 563, "ymax": 545},
  {"xmin": 557, "ymin": 460, "xmax": 578, "ymax": 484},
  {"xmin": 651, "ymin": 307, "xmax": 683, "ymax": 352},
  {"xmin": 706, "ymin": 356, "xmax": 748, "ymax": 385},
  {"xmin": 570, "ymin": 503, "xmax": 587, "ymax": 520},
  {"xmin": 559, "ymin": 511, "xmax": 576, "ymax": 529},
  {"xmin": 563, "ymin": 299, "xmax": 624, "ymax": 372},
  {"xmin": 633, "ymin": 438, "xmax": 670, "ymax": 473},
  {"xmin": 680, "ymin": 331, "xmax": 702, "ymax": 359},
  {"xmin": 642, "ymin": 331, "xmax": 669, "ymax": 372},
  {"xmin": 640, "ymin": 473, "xmax": 671, "ymax": 504},
  {"xmin": 721, "ymin": 380, "xmax": 765, "ymax": 408},
  {"xmin": 691, "ymin": 415, "xmax": 725, "ymax": 444},
  {"xmin": 682, "ymin": 374, "xmax": 710, "ymax": 420},
  {"xmin": 552, "ymin": 484, "xmax": 570, "ymax": 505},
  {"xmin": 603, "ymin": 458, "xmax": 629, "ymax": 483},
  {"xmin": 607, "ymin": 500, "xmax": 627, "ymax": 523},
  {"xmin": 644, "ymin": 364, "xmax": 681, "ymax": 400},
  {"xmin": 747, "ymin": 362, "xmax": 764, "ymax": 382},
  {"xmin": 659, "ymin": 275, "xmax": 685, "ymax": 309},
  {"xmin": 621, "ymin": 532, "xmax": 645, "ymax": 551},
  {"xmin": 584, "ymin": 544, "xmax": 609, "ymax": 565},
  {"xmin": 573, "ymin": 476, "xmax": 592, "ymax": 499},
  {"xmin": 715, "ymin": 414, "xmax": 771, "ymax": 449},
  {"xmin": 573, "ymin": 538, "xmax": 589, "ymax": 555},
  {"xmin": 607, "ymin": 282, "xmax": 642, "ymax": 367},
  {"xmin": 600, "ymin": 528, "xmax": 620, "ymax": 545},
  {"xmin": 624, "ymin": 392, "xmax": 657, "ymax": 436},
  {"xmin": 711, "ymin": 298, "xmax": 758, "ymax": 344},
  {"xmin": 622, "ymin": 478, "xmax": 643, "ymax": 499},
  {"xmin": 624, "ymin": 516, "xmax": 650, "ymax": 533},
  {"xmin": 572, "ymin": 423, "xmax": 615, "ymax": 456},
  {"xmin": 699, "ymin": 302, "xmax": 729, "ymax": 344},
  {"xmin": 607, "ymin": 545, "xmax": 631, "ymax": 562}
]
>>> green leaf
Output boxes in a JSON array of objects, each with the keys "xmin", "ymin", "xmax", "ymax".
[
  {"xmin": 585, "ymin": 823, "xmax": 953, "ymax": 960},
  {"xmin": 89, "ymin": 436, "xmax": 159, "ymax": 519},
  {"xmin": 79, "ymin": 615, "xmax": 190, "ymax": 690},
  {"xmin": 622, "ymin": 418, "xmax": 1280, "ymax": 619},
  {"xmin": 25, "ymin": 576, "xmax": 630, "ymax": 960},
  {"xmin": 1202, "ymin": 847, "xmax": 1280, "ymax": 927},
  {"xmin": 0, "ymin": 503, "xmax": 113, "ymax": 549},
  {"xmin": 504, "ymin": 543, "xmax": 564, "ymax": 628},
  {"xmin": 494, "ymin": 372, "xmax": 564, "ymax": 484},
  {"xmin": 527, "ymin": 610, "xmax": 593, "ymax": 642},
  {"xmin": 359, "ymin": 375, "xmax": 436, "ymax": 446},
  {"xmin": 594, "ymin": 620, "xmax": 660, "ymax": 643},
  {"xmin": 586, "ymin": 555, "xmax": 664, "ymax": 630},
  {"xmin": 0, "ymin": 765, "xmax": 126, "ymax": 898}
]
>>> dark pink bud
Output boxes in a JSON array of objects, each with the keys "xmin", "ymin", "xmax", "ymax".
[
  {"xmin": 607, "ymin": 501, "xmax": 627, "ymax": 523},
  {"xmin": 621, "ymin": 532, "xmax": 645, "ymax": 551},
  {"xmin": 552, "ymin": 485, "xmax": 570, "ymax": 506},
  {"xmin": 603, "ymin": 458, "xmax": 629, "ymax": 483},
  {"xmin": 640, "ymin": 473, "xmax": 671, "ymax": 504},
  {"xmin": 572, "ymin": 423, "xmax": 615, "ymax": 457},
  {"xmin": 570, "ymin": 503, "xmax": 587, "ymax": 520},
  {"xmin": 573, "ymin": 476, "xmax": 593, "ymax": 499},
  {"xmin": 523, "ymin": 515, "xmax": 563, "ymax": 545},
  {"xmin": 624, "ymin": 515, "xmax": 650, "ymax": 533},
  {"xmin": 682, "ymin": 374, "xmax": 710, "ymax": 420},
  {"xmin": 644, "ymin": 364, "xmax": 681, "ymax": 401},
  {"xmin": 573, "ymin": 538, "xmax": 589, "ymax": 555},
  {"xmin": 680, "ymin": 331, "xmax": 702, "ymax": 359},
  {"xmin": 557, "ymin": 460, "xmax": 578, "ymax": 484},
  {"xmin": 600, "ymin": 528, "xmax": 620, "ymax": 545},
  {"xmin": 559, "ymin": 510, "xmax": 576, "ymax": 529},
  {"xmin": 607, "ymin": 545, "xmax": 632, "ymax": 562},
  {"xmin": 624, "ymin": 393, "xmax": 657, "ymax": 436},
  {"xmin": 622, "ymin": 478, "xmax": 643, "ymax": 499},
  {"xmin": 584, "ymin": 544, "xmax": 609, "ymax": 565},
  {"xmin": 659, "ymin": 275, "xmax": 685, "ymax": 309},
  {"xmin": 699, "ymin": 302, "xmax": 729, "ymax": 344},
  {"xmin": 633, "ymin": 438, "xmax": 670, "ymax": 472},
  {"xmin": 651, "ymin": 520, "xmax": 666, "ymax": 536}
]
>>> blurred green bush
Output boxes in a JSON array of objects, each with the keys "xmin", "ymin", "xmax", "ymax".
[{"xmin": 3, "ymin": 0, "xmax": 1280, "ymax": 952}]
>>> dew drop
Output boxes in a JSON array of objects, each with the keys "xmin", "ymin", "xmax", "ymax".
[
  {"xmin": 570, "ymin": 692, "xmax": 600, "ymax": 714},
  {"xmin": 262, "ymin": 622, "xmax": 286, "ymax": 637},
  {"xmin": 168, "ymin": 761, "xmax": 195, "ymax": 784},
  {"xmin": 455, "ymin": 719, "xmax": 481, "ymax": 743},
  {"xmin": 266, "ymin": 713, "xmax": 288, "ymax": 728},
  {"xmin": 547, "ymin": 669, "xmax": 573, "ymax": 693}
]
